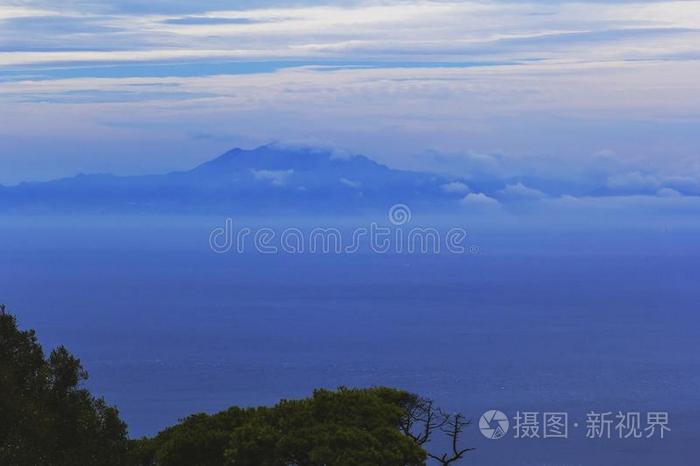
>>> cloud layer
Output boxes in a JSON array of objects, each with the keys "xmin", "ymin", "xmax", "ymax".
[{"xmin": 0, "ymin": 0, "xmax": 699, "ymax": 193}]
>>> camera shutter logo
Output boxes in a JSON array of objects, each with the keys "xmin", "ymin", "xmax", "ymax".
[{"xmin": 479, "ymin": 410, "xmax": 509, "ymax": 439}]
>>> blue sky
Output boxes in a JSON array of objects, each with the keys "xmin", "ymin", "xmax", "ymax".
[{"xmin": 1, "ymin": 0, "xmax": 699, "ymax": 205}]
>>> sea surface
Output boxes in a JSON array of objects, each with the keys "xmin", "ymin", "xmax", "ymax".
[{"xmin": 1, "ymin": 215, "xmax": 698, "ymax": 465}]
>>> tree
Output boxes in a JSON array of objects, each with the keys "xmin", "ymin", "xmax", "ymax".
[
  {"xmin": 132, "ymin": 408, "xmax": 251, "ymax": 466},
  {"xmin": 399, "ymin": 395, "xmax": 474, "ymax": 465},
  {"xmin": 1, "ymin": 304, "xmax": 473, "ymax": 465},
  {"xmin": 225, "ymin": 387, "xmax": 428, "ymax": 466},
  {"xmin": 0, "ymin": 305, "xmax": 129, "ymax": 465},
  {"xmin": 134, "ymin": 387, "xmax": 473, "ymax": 466}
]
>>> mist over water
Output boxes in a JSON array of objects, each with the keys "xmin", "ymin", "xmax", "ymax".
[{"xmin": 1, "ymin": 215, "xmax": 699, "ymax": 465}]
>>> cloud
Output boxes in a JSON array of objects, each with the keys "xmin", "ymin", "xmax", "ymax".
[
  {"xmin": 441, "ymin": 181, "xmax": 470, "ymax": 194},
  {"xmin": 607, "ymin": 171, "xmax": 660, "ymax": 192},
  {"xmin": 2, "ymin": 0, "xmax": 700, "ymax": 186},
  {"xmin": 605, "ymin": 172, "xmax": 700, "ymax": 196},
  {"xmin": 460, "ymin": 192, "xmax": 499, "ymax": 207},
  {"xmin": 499, "ymin": 182, "xmax": 546, "ymax": 199},
  {"xmin": 2, "ymin": 62, "xmax": 700, "ymax": 185},
  {"xmin": 0, "ymin": 5, "xmax": 61, "ymax": 20},
  {"xmin": 339, "ymin": 177, "xmax": 361, "ymax": 189},
  {"xmin": 3, "ymin": 1, "xmax": 700, "ymax": 71},
  {"xmin": 548, "ymin": 193, "xmax": 697, "ymax": 206},
  {"xmin": 0, "ymin": 15, "xmax": 120, "ymax": 35},
  {"xmin": 657, "ymin": 187, "xmax": 682, "ymax": 197},
  {"xmin": 661, "ymin": 176, "xmax": 700, "ymax": 195},
  {"xmin": 251, "ymin": 168, "xmax": 293, "ymax": 186},
  {"xmin": 162, "ymin": 17, "xmax": 269, "ymax": 26}
]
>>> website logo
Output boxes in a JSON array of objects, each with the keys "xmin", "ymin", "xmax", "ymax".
[{"xmin": 479, "ymin": 410, "xmax": 510, "ymax": 440}]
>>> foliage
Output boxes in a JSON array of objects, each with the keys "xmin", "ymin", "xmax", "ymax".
[
  {"xmin": 0, "ymin": 305, "xmax": 129, "ymax": 465},
  {"xmin": 133, "ymin": 387, "xmax": 429, "ymax": 466},
  {"xmin": 1, "ymin": 304, "xmax": 472, "ymax": 465}
]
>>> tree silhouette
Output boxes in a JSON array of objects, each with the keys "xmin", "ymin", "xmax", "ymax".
[
  {"xmin": 2, "ymin": 304, "xmax": 473, "ymax": 466},
  {"xmin": 0, "ymin": 305, "xmax": 129, "ymax": 465},
  {"xmin": 400, "ymin": 396, "xmax": 474, "ymax": 465}
]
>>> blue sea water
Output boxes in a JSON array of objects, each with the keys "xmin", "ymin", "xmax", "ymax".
[{"xmin": 1, "ymin": 215, "xmax": 698, "ymax": 465}]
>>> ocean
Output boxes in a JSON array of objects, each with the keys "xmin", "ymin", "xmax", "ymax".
[{"xmin": 1, "ymin": 215, "xmax": 698, "ymax": 465}]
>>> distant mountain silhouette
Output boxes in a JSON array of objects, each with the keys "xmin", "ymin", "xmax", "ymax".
[{"xmin": 0, "ymin": 144, "xmax": 471, "ymax": 214}]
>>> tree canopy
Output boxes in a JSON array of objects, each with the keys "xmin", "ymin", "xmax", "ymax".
[
  {"xmin": 133, "ymin": 387, "xmax": 429, "ymax": 466},
  {"xmin": 0, "ymin": 304, "xmax": 129, "ymax": 465},
  {"xmin": 1, "ymin": 305, "xmax": 472, "ymax": 466}
]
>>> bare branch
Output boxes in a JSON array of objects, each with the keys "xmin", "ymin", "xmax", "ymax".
[
  {"xmin": 425, "ymin": 411, "xmax": 474, "ymax": 465},
  {"xmin": 400, "ymin": 396, "xmax": 451, "ymax": 446},
  {"xmin": 400, "ymin": 395, "xmax": 474, "ymax": 465}
]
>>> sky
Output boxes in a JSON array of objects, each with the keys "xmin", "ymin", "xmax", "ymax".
[{"xmin": 1, "ymin": 0, "xmax": 699, "ymax": 199}]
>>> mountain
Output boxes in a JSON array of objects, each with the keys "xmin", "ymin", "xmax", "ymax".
[{"xmin": 0, "ymin": 144, "xmax": 470, "ymax": 214}]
